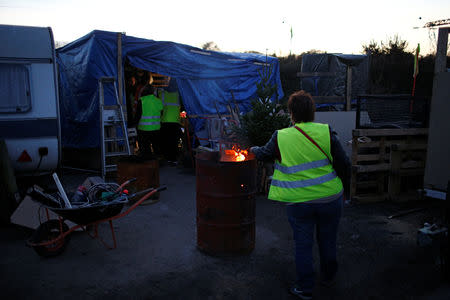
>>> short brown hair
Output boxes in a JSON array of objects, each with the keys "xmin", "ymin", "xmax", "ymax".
[
  {"xmin": 140, "ymin": 84, "xmax": 154, "ymax": 97},
  {"xmin": 288, "ymin": 90, "xmax": 315, "ymax": 123}
]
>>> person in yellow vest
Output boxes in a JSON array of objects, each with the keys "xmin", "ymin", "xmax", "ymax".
[
  {"xmin": 159, "ymin": 87, "xmax": 182, "ymax": 165},
  {"xmin": 136, "ymin": 85, "xmax": 163, "ymax": 159},
  {"xmin": 250, "ymin": 90, "xmax": 350, "ymax": 300}
]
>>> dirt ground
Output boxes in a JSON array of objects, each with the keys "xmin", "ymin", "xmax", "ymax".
[{"xmin": 1, "ymin": 164, "xmax": 449, "ymax": 300}]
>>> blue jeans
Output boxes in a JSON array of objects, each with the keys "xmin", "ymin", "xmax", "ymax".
[{"xmin": 286, "ymin": 196, "xmax": 342, "ymax": 292}]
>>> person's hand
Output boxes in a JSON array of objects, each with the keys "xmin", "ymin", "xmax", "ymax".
[{"xmin": 249, "ymin": 146, "xmax": 257, "ymax": 154}]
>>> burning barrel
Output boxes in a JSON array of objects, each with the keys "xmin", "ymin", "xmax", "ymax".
[{"xmin": 196, "ymin": 149, "xmax": 257, "ymax": 255}]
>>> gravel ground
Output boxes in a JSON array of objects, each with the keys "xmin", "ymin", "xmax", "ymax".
[{"xmin": 1, "ymin": 164, "xmax": 449, "ymax": 300}]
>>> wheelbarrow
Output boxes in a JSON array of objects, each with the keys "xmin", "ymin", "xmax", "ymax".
[{"xmin": 27, "ymin": 178, "xmax": 166, "ymax": 257}]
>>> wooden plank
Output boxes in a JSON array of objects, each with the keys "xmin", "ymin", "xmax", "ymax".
[
  {"xmin": 353, "ymin": 128, "xmax": 428, "ymax": 137},
  {"xmin": 353, "ymin": 163, "xmax": 390, "ymax": 173},
  {"xmin": 379, "ymin": 136, "xmax": 386, "ymax": 163},
  {"xmin": 355, "ymin": 154, "xmax": 387, "ymax": 162},
  {"xmin": 391, "ymin": 143, "xmax": 428, "ymax": 151},
  {"xmin": 356, "ymin": 180, "xmax": 379, "ymax": 188},
  {"xmin": 398, "ymin": 168, "xmax": 425, "ymax": 176},
  {"xmin": 354, "ymin": 139, "xmax": 428, "ymax": 149},
  {"xmin": 353, "ymin": 194, "xmax": 388, "ymax": 203},
  {"xmin": 377, "ymin": 137, "xmax": 386, "ymax": 194},
  {"xmin": 401, "ymin": 161, "xmax": 425, "ymax": 169},
  {"xmin": 355, "ymin": 140, "xmax": 389, "ymax": 149},
  {"xmin": 354, "ymin": 163, "xmax": 390, "ymax": 173},
  {"xmin": 150, "ymin": 72, "xmax": 170, "ymax": 87},
  {"xmin": 351, "ymin": 136, "xmax": 359, "ymax": 165}
]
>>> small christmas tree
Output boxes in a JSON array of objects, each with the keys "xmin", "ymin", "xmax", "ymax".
[{"xmin": 232, "ymin": 62, "xmax": 290, "ymax": 147}]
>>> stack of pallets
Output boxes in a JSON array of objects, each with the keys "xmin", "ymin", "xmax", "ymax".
[{"xmin": 351, "ymin": 128, "xmax": 428, "ymax": 203}]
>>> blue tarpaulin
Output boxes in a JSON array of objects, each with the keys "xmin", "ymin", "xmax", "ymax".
[
  {"xmin": 57, "ymin": 30, "xmax": 284, "ymax": 148},
  {"xmin": 300, "ymin": 53, "xmax": 368, "ymax": 105}
]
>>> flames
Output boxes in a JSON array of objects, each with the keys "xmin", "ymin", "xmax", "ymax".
[{"xmin": 222, "ymin": 145, "xmax": 249, "ymax": 162}]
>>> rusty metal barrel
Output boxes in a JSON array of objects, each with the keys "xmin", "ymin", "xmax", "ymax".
[{"xmin": 196, "ymin": 151, "xmax": 257, "ymax": 255}]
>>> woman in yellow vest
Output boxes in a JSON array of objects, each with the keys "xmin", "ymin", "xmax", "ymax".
[
  {"xmin": 136, "ymin": 85, "xmax": 163, "ymax": 159},
  {"xmin": 250, "ymin": 90, "xmax": 350, "ymax": 299}
]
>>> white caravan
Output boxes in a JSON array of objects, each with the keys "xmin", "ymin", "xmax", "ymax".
[{"xmin": 0, "ymin": 24, "xmax": 60, "ymax": 176}]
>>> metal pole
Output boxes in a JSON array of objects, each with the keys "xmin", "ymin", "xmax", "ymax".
[
  {"xmin": 356, "ymin": 96, "xmax": 361, "ymax": 129},
  {"xmin": 346, "ymin": 65, "xmax": 352, "ymax": 111},
  {"xmin": 117, "ymin": 33, "xmax": 125, "ymax": 120},
  {"xmin": 99, "ymin": 80, "xmax": 105, "ymax": 179}
]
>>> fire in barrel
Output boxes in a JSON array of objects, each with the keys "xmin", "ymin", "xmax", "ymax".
[{"xmin": 196, "ymin": 146, "xmax": 257, "ymax": 255}]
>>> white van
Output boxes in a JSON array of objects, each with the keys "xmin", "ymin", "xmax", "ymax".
[{"xmin": 0, "ymin": 25, "xmax": 60, "ymax": 176}]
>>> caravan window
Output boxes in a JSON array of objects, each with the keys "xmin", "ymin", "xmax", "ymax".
[{"xmin": 0, "ymin": 63, "xmax": 31, "ymax": 113}]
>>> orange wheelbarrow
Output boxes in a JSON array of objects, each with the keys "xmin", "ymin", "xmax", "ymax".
[{"xmin": 27, "ymin": 180, "xmax": 166, "ymax": 257}]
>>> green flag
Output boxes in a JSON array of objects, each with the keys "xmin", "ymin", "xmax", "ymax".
[
  {"xmin": 290, "ymin": 26, "xmax": 293, "ymax": 40},
  {"xmin": 413, "ymin": 43, "xmax": 420, "ymax": 78}
]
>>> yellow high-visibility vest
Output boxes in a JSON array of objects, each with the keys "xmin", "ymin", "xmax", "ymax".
[
  {"xmin": 160, "ymin": 91, "xmax": 180, "ymax": 124},
  {"xmin": 138, "ymin": 95, "xmax": 163, "ymax": 131},
  {"xmin": 268, "ymin": 122, "xmax": 343, "ymax": 202}
]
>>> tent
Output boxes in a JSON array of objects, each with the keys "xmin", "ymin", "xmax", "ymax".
[{"xmin": 57, "ymin": 30, "xmax": 284, "ymax": 148}]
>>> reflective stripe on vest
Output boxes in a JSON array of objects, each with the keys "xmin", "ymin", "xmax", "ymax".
[
  {"xmin": 138, "ymin": 95, "xmax": 163, "ymax": 131},
  {"xmin": 274, "ymin": 158, "xmax": 329, "ymax": 174},
  {"xmin": 271, "ymin": 171, "xmax": 337, "ymax": 188},
  {"xmin": 268, "ymin": 122, "xmax": 343, "ymax": 203},
  {"xmin": 139, "ymin": 116, "xmax": 160, "ymax": 126},
  {"xmin": 160, "ymin": 91, "xmax": 181, "ymax": 123}
]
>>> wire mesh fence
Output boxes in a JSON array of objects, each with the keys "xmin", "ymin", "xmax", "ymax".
[{"xmin": 356, "ymin": 95, "xmax": 430, "ymax": 129}]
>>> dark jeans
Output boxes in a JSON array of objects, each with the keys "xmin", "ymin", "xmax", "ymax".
[
  {"xmin": 161, "ymin": 122, "xmax": 181, "ymax": 161},
  {"xmin": 137, "ymin": 129, "xmax": 161, "ymax": 158},
  {"xmin": 286, "ymin": 195, "xmax": 343, "ymax": 292}
]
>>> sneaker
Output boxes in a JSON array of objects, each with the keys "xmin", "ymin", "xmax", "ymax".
[{"xmin": 289, "ymin": 286, "xmax": 313, "ymax": 300}]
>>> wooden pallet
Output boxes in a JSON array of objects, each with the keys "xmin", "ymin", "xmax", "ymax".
[
  {"xmin": 150, "ymin": 72, "xmax": 170, "ymax": 87},
  {"xmin": 388, "ymin": 143, "xmax": 427, "ymax": 202},
  {"xmin": 351, "ymin": 128, "xmax": 428, "ymax": 203}
]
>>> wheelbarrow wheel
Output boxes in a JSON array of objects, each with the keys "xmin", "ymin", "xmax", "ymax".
[{"xmin": 30, "ymin": 219, "xmax": 70, "ymax": 257}]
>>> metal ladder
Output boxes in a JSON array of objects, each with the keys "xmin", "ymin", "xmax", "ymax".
[{"xmin": 99, "ymin": 77, "xmax": 130, "ymax": 179}]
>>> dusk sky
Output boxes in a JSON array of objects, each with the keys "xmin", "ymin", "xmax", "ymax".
[{"xmin": 1, "ymin": 0, "xmax": 448, "ymax": 55}]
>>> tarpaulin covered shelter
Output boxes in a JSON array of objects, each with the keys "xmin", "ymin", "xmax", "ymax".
[
  {"xmin": 299, "ymin": 53, "xmax": 368, "ymax": 109},
  {"xmin": 57, "ymin": 30, "xmax": 283, "ymax": 148}
]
